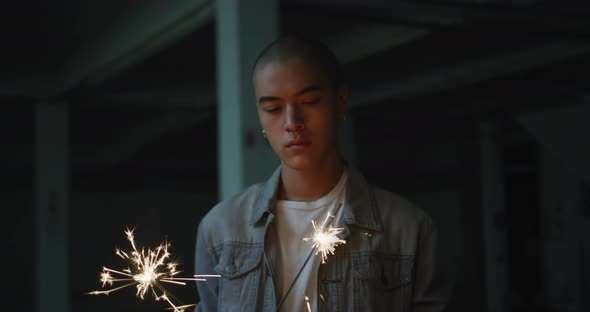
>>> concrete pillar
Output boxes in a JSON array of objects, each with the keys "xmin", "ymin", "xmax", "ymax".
[
  {"xmin": 35, "ymin": 102, "xmax": 69, "ymax": 312},
  {"xmin": 538, "ymin": 148, "xmax": 583, "ymax": 312},
  {"xmin": 479, "ymin": 122, "xmax": 509, "ymax": 312},
  {"xmin": 216, "ymin": 0, "xmax": 280, "ymax": 200}
]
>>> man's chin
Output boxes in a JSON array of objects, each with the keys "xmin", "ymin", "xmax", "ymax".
[{"xmin": 281, "ymin": 156, "xmax": 317, "ymax": 172}]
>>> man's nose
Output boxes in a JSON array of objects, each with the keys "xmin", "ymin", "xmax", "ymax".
[{"xmin": 284, "ymin": 105, "xmax": 304, "ymax": 132}]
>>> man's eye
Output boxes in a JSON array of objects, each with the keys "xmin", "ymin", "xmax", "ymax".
[
  {"xmin": 302, "ymin": 97, "xmax": 320, "ymax": 105},
  {"xmin": 264, "ymin": 107, "xmax": 279, "ymax": 113}
]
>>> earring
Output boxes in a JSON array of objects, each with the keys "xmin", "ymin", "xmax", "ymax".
[{"xmin": 262, "ymin": 129, "xmax": 267, "ymax": 139}]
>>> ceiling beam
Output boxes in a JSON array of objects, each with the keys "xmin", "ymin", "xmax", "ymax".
[
  {"xmin": 325, "ymin": 24, "xmax": 428, "ymax": 64},
  {"xmin": 349, "ymin": 40, "xmax": 590, "ymax": 107},
  {"xmin": 285, "ymin": 0, "xmax": 590, "ymax": 31},
  {"xmin": 1, "ymin": 0, "xmax": 214, "ymax": 99}
]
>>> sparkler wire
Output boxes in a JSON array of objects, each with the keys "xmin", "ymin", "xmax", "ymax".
[{"xmin": 276, "ymin": 248, "xmax": 315, "ymax": 312}]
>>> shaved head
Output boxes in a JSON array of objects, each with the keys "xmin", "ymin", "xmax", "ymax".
[{"xmin": 252, "ymin": 36, "xmax": 345, "ymax": 91}]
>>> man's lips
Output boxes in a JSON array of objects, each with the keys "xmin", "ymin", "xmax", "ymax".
[{"xmin": 286, "ymin": 139, "xmax": 308, "ymax": 147}]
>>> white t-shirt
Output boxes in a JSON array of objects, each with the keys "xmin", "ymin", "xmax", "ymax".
[{"xmin": 274, "ymin": 169, "xmax": 348, "ymax": 312}]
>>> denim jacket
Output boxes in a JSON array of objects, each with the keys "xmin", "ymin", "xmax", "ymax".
[{"xmin": 195, "ymin": 165, "xmax": 451, "ymax": 311}]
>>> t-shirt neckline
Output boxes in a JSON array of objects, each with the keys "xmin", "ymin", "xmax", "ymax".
[{"xmin": 276, "ymin": 169, "xmax": 348, "ymax": 210}]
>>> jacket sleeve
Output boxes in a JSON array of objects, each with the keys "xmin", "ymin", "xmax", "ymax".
[
  {"xmin": 194, "ymin": 221, "xmax": 219, "ymax": 312},
  {"xmin": 412, "ymin": 215, "xmax": 453, "ymax": 312}
]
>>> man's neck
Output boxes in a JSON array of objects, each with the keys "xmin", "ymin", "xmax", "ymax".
[{"xmin": 279, "ymin": 156, "xmax": 344, "ymax": 202}]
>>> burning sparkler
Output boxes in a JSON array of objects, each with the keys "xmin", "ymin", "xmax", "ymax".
[
  {"xmin": 88, "ymin": 227, "xmax": 219, "ymax": 312},
  {"xmin": 303, "ymin": 212, "xmax": 346, "ymax": 264}
]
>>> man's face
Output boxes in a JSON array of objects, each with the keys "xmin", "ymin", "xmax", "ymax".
[{"xmin": 254, "ymin": 58, "xmax": 347, "ymax": 171}]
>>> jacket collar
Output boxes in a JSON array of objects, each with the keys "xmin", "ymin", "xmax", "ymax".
[
  {"xmin": 249, "ymin": 164, "xmax": 384, "ymax": 232},
  {"xmin": 341, "ymin": 165, "xmax": 384, "ymax": 231},
  {"xmin": 249, "ymin": 166, "xmax": 282, "ymax": 225}
]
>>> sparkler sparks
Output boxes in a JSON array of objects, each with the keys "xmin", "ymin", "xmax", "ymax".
[
  {"xmin": 303, "ymin": 213, "xmax": 346, "ymax": 264},
  {"xmin": 88, "ymin": 227, "xmax": 219, "ymax": 312}
]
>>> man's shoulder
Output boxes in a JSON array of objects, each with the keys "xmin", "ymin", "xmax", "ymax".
[{"xmin": 197, "ymin": 182, "xmax": 265, "ymax": 237}]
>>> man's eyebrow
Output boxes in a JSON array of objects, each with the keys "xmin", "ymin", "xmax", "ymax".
[
  {"xmin": 258, "ymin": 95, "xmax": 281, "ymax": 104},
  {"xmin": 257, "ymin": 84, "xmax": 325, "ymax": 104},
  {"xmin": 296, "ymin": 84, "xmax": 324, "ymax": 96}
]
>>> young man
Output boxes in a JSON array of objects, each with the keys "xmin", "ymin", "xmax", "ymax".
[{"xmin": 195, "ymin": 37, "xmax": 451, "ymax": 311}]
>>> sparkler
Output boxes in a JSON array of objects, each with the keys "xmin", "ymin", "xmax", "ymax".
[
  {"xmin": 303, "ymin": 212, "xmax": 346, "ymax": 264},
  {"xmin": 88, "ymin": 227, "xmax": 220, "ymax": 312}
]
